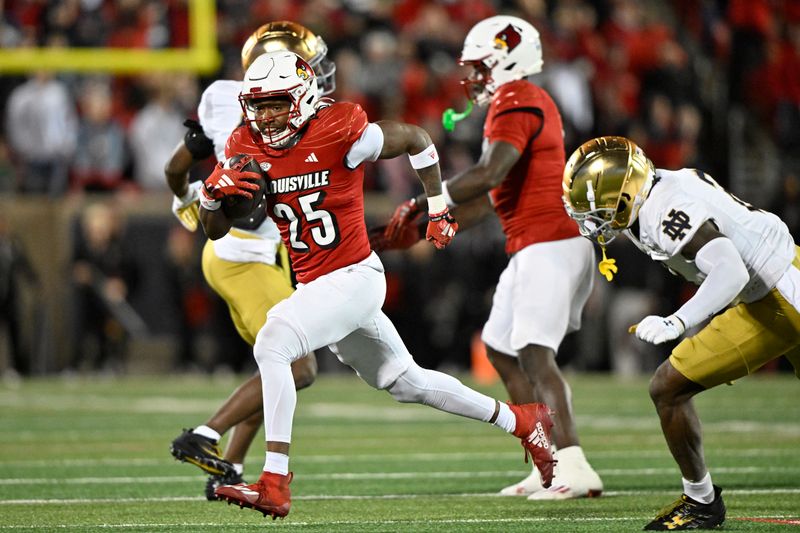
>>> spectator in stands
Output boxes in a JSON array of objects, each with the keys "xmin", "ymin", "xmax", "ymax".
[
  {"xmin": 0, "ymin": 213, "xmax": 39, "ymax": 378},
  {"xmin": 163, "ymin": 225, "xmax": 210, "ymax": 373},
  {"xmin": 128, "ymin": 75, "xmax": 185, "ymax": 191},
  {"xmin": 5, "ymin": 72, "xmax": 77, "ymax": 196},
  {"xmin": 0, "ymin": 138, "xmax": 16, "ymax": 193},
  {"xmin": 66, "ymin": 202, "xmax": 139, "ymax": 374},
  {"xmin": 72, "ymin": 78, "xmax": 129, "ymax": 192}
]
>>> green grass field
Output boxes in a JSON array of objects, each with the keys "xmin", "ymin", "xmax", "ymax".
[{"xmin": 1, "ymin": 372, "xmax": 798, "ymax": 532}]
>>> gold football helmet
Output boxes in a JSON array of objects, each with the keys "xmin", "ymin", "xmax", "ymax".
[
  {"xmin": 241, "ymin": 21, "xmax": 336, "ymax": 96},
  {"xmin": 562, "ymin": 136, "xmax": 655, "ymax": 245}
]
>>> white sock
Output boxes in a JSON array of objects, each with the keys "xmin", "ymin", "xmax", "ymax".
[
  {"xmin": 193, "ymin": 425, "xmax": 221, "ymax": 442},
  {"xmin": 265, "ymin": 452, "xmax": 289, "ymax": 475},
  {"xmin": 555, "ymin": 445, "xmax": 586, "ymax": 465},
  {"xmin": 683, "ymin": 472, "xmax": 714, "ymax": 504},
  {"xmin": 494, "ymin": 402, "xmax": 516, "ymax": 433},
  {"xmin": 232, "ymin": 463, "xmax": 244, "ymax": 475}
]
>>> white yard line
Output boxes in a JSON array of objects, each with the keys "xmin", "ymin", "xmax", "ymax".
[
  {"xmin": 3, "ymin": 446, "xmax": 796, "ymax": 468},
  {"xmin": 2, "ymin": 488, "xmax": 800, "ymax": 505},
  {"xmin": 2, "ymin": 466, "xmax": 799, "ymax": 485},
  {"xmin": 0, "ymin": 517, "xmax": 639, "ymax": 530}
]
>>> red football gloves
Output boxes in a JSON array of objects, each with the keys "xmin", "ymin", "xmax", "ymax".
[
  {"xmin": 383, "ymin": 197, "xmax": 458, "ymax": 250},
  {"xmin": 384, "ymin": 199, "xmax": 421, "ymax": 241},
  {"xmin": 369, "ymin": 215, "xmax": 424, "ymax": 252},
  {"xmin": 201, "ymin": 157, "xmax": 262, "ymax": 208},
  {"xmin": 426, "ymin": 207, "xmax": 458, "ymax": 249}
]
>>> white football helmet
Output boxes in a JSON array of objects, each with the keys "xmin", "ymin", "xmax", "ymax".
[
  {"xmin": 459, "ymin": 15, "xmax": 543, "ymax": 105},
  {"xmin": 240, "ymin": 51, "xmax": 319, "ymax": 148}
]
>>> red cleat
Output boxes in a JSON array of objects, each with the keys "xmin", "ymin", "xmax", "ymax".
[
  {"xmin": 508, "ymin": 403, "xmax": 556, "ymax": 488},
  {"xmin": 215, "ymin": 471, "xmax": 293, "ymax": 519}
]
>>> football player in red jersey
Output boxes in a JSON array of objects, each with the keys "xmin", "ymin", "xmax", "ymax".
[
  {"xmin": 198, "ymin": 50, "xmax": 557, "ymax": 519},
  {"xmin": 384, "ymin": 15, "xmax": 602, "ymax": 500},
  {"xmin": 165, "ymin": 22, "xmax": 333, "ymax": 500}
]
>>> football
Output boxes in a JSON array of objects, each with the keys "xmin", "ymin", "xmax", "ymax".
[{"xmin": 221, "ymin": 154, "xmax": 267, "ymax": 219}]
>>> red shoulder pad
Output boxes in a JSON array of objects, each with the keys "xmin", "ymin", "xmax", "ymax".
[
  {"xmin": 224, "ymin": 126, "xmax": 252, "ymax": 160},
  {"xmin": 313, "ymin": 102, "xmax": 369, "ymax": 147},
  {"xmin": 492, "ymin": 80, "xmax": 541, "ymax": 114}
]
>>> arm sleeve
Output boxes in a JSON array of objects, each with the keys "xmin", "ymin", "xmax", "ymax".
[
  {"xmin": 673, "ymin": 237, "xmax": 750, "ymax": 329},
  {"xmin": 344, "ymin": 123, "xmax": 384, "ymax": 169}
]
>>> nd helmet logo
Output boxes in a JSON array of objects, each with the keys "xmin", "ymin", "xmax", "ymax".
[
  {"xmin": 295, "ymin": 57, "xmax": 313, "ymax": 80},
  {"xmin": 494, "ymin": 24, "xmax": 522, "ymax": 52}
]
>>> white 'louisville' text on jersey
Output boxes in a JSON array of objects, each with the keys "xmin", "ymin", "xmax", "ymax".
[{"xmin": 625, "ymin": 168, "xmax": 795, "ymax": 303}]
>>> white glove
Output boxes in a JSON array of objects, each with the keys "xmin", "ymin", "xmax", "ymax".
[
  {"xmin": 171, "ymin": 181, "xmax": 204, "ymax": 231},
  {"xmin": 632, "ymin": 314, "xmax": 686, "ymax": 344}
]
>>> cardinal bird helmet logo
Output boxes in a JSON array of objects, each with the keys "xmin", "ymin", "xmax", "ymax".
[{"xmin": 494, "ymin": 24, "xmax": 522, "ymax": 52}]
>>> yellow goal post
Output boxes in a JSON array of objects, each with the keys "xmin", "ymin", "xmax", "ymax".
[{"xmin": 0, "ymin": 0, "xmax": 220, "ymax": 74}]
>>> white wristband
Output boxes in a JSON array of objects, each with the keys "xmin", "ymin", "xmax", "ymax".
[
  {"xmin": 408, "ymin": 144, "xmax": 439, "ymax": 169},
  {"xmin": 427, "ymin": 195, "xmax": 447, "ymax": 214},
  {"xmin": 441, "ymin": 181, "xmax": 457, "ymax": 208},
  {"xmin": 199, "ymin": 187, "xmax": 221, "ymax": 211}
]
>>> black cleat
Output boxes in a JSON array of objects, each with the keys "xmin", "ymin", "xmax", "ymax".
[
  {"xmin": 205, "ymin": 471, "xmax": 245, "ymax": 501},
  {"xmin": 643, "ymin": 485, "xmax": 726, "ymax": 530},
  {"xmin": 169, "ymin": 428, "xmax": 234, "ymax": 477}
]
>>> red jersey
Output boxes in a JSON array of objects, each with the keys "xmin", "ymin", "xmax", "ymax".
[
  {"xmin": 484, "ymin": 79, "xmax": 580, "ymax": 255},
  {"xmin": 226, "ymin": 102, "xmax": 372, "ymax": 283}
]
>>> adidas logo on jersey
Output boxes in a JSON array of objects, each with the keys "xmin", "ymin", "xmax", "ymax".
[{"xmin": 305, "ymin": 153, "xmax": 319, "ymax": 163}]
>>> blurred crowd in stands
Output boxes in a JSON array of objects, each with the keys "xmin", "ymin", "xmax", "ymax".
[{"xmin": 0, "ymin": 0, "xmax": 798, "ymax": 378}]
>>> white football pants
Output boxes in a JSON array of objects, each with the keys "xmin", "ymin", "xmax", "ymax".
[{"xmin": 253, "ymin": 252, "xmax": 498, "ymax": 443}]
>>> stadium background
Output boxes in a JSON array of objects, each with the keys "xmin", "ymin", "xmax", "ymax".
[{"xmin": 0, "ymin": 0, "xmax": 798, "ymax": 379}]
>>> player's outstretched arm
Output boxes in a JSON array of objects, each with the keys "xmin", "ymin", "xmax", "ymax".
[
  {"xmin": 376, "ymin": 120, "xmax": 457, "ymax": 249},
  {"xmin": 376, "ymin": 120, "xmax": 442, "ymax": 198},
  {"xmin": 631, "ymin": 221, "xmax": 750, "ymax": 344},
  {"xmin": 431, "ymin": 140, "xmax": 521, "ymax": 209},
  {"xmin": 370, "ymin": 194, "xmax": 494, "ymax": 252}
]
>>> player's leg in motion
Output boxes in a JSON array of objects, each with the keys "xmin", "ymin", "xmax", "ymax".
[
  {"xmin": 331, "ymin": 310, "xmax": 557, "ymax": 487},
  {"xmin": 215, "ymin": 254, "xmax": 555, "ymax": 519},
  {"xmin": 485, "ymin": 239, "xmax": 602, "ymax": 499},
  {"xmin": 640, "ymin": 286, "xmax": 800, "ymax": 530},
  {"xmin": 215, "ymin": 254, "xmax": 391, "ymax": 518},
  {"xmin": 649, "ymin": 362, "xmax": 708, "ymax": 482},
  {"xmin": 642, "ymin": 361, "xmax": 727, "ymax": 530},
  {"xmin": 170, "ymin": 243, "xmax": 317, "ymax": 499},
  {"xmin": 171, "ymin": 359, "xmax": 317, "ymax": 497}
]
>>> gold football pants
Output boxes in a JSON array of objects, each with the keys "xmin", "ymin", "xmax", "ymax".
[
  {"xmin": 201, "ymin": 240, "xmax": 294, "ymax": 346},
  {"xmin": 670, "ymin": 247, "xmax": 800, "ymax": 388}
]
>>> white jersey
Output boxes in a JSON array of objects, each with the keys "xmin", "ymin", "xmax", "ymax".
[
  {"xmin": 197, "ymin": 80, "xmax": 282, "ymax": 264},
  {"xmin": 625, "ymin": 168, "xmax": 795, "ymax": 303}
]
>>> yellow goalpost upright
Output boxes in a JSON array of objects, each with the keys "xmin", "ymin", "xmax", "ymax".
[{"xmin": 0, "ymin": 0, "xmax": 220, "ymax": 74}]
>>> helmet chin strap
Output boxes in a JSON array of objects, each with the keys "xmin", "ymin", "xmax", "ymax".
[
  {"xmin": 597, "ymin": 235, "xmax": 618, "ymax": 282},
  {"xmin": 586, "ymin": 180, "xmax": 597, "ymax": 211},
  {"xmin": 586, "ymin": 180, "xmax": 618, "ymax": 282}
]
